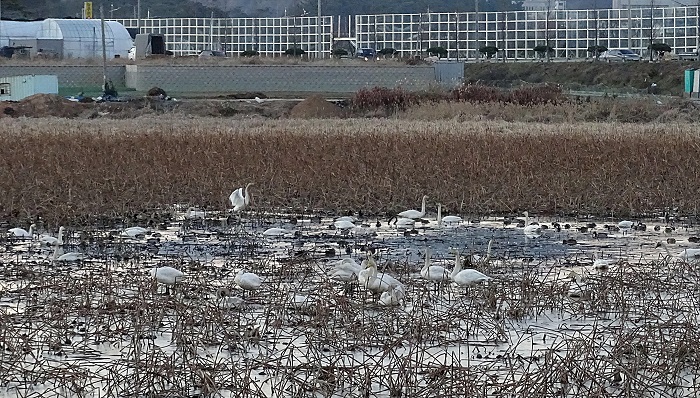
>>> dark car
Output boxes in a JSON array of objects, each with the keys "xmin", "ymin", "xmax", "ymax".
[{"xmin": 356, "ymin": 48, "xmax": 376, "ymax": 59}]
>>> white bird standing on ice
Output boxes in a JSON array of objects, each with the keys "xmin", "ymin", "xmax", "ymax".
[
  {"xmin": 333, "ymin": 219, "xmax": 356, "ymax": 231},
  {"xmin": 329, "ymin": 258, "xmax": 362, "ymax": 282},
  {"xmin": 9, "ymin": 224, "xmax": 35, "ymax": 239},
  {"xmin": 122, "ymin": 226, "xmax": 148, "ymax": 238},
  {"xmin": 437, "ymin": 203, "xmax": 462, "ymax": 227},
  {"xmin": 52, "ymin": 246, "xmax": 86, "ymax": 263},
  {"xmin": 230, "ymin": 182, "xmax": 254, "ymax": 212},
  {"xmin": 358, "ymin": 255, "xmax": 403, "ymax": 294},
  {"xmin": 395, "ymin": 218, "xmax": 416, "ymax": 229},
  {"xmin": 657, "ymin": 242, "xmax": 700, "ymax": 264},
  {"xmin": 451, "ymin": 251, "xmax": 492, "ymax": 287},
  {"xmin": 522, "ymin": 211, "xmax": 542, "ymax": 236},
  {"xmin": 262, "ymin": 227, "xmax": 296, "ymax": 238},
  {"xmin": 151, "ymin": 266, "xmax": 185, "ymax": 295},
  {"xmin": 679, "ymin": 248, "xmax": 700, "ymax": 263},
  {"xmin": 335, "ymin": 216, "xmax": 357, "ymax": 223},
  {"xmin": 397, "ymin": 195, "xmax": 429, "ymax": 221},
  {"xmin": 234, "ymin": 270, "xmax": 262, "ymax": 294},
  {"xmin": 617, "ymin": 220, "xmax": 635, "ymax": 235},
  {"xmin": 40, "ymin": 226, "xmax": 65, "ymax": 246},
  {"xmin": 420, "ymin": 247, "xmax": 451, "ymax": 283}
]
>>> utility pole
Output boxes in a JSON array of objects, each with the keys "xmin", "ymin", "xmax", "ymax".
[
  {"xmin": 454, "ymin": 13, "xmax": 459, "ymax": 61},
  {"xmin": 317, "ymin": 0, "xmax": 321, "ymax": 59},
  {"xmin": 475, "ymin": 0, "xmax": 480, "ymax": 61},
  {"xmin": 545, "ymin": 0, "xmax": 551, "ymax": 62},
  {"xmin": 137, "ymin": 0, "xmax": 142, "ymax": 32},
  {"xmin": 649, "ymin": 0, "xmax": 654, "ymax": 61},
  {"xmin": 100, "ymin": 5, "xmax": 108, "ymax": 93},
  {"xmin": 594, "ymin": 0, "xmax": 600, "ymax": 60}
]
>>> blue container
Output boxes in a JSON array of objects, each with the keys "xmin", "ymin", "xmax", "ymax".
[{"xmin": 685, "ymin": 69, "xmax": 695, "ymax": 94}]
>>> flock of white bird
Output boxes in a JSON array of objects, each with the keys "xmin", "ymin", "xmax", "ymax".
[{"xmin": 7, "ymin": 185, "xmax": 700, "ymax": 305}]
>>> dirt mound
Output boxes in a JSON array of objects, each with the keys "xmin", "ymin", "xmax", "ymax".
[
  {"xmin": 147, "ymin": 87, "xmax": 167, "ymax": 97},
  {"xmin": 1, "ymin": 94, "xmax": 87, "ymax": 118},
  {"xmin": 289, "ymin": 95, "xmax": 345, "ymax": 119}
]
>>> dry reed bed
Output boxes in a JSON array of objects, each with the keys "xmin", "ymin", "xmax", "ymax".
[{"xmin": 2, "ymin": 117, "xmax": 700, "ymax": 226}]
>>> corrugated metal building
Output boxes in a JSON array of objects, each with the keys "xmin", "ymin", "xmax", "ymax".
[{"xmin": 0, "ymin": 75, "xmax": 59, "ymax": 101}]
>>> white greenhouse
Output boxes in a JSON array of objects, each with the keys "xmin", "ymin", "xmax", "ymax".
[{"xmin": 0, "ymin": 19, "xmax": 133, "ymax": 59}]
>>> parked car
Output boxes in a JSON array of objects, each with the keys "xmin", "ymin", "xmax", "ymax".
[
  {"xmin": 600, "ymin": 49, "xmax": 641, "ymax": 62},
  {"xmin": 677, "ymin": 51, "xmax": 699, "ymax": 61},
  {"xmin": 199, "ymin": 50, "xmax": 227, "ymax": 58},
  {"xmin": 356, "ymin": 48, "xmax": 376, "ymax": 60}
]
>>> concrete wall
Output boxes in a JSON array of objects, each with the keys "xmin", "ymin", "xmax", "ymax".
[
  {"xmin": 125, "ymin": 64, "xmax": 443, "ymax": 94},
  {"xmin": 0, "ymin": 63, "xmax": 464, "ymax": 94},
  {"xmin": 0, "ymin": 65, "xmax": 125, "ymax": 88}
]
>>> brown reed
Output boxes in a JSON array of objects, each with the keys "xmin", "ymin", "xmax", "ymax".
[{"xmin": 1, "ymin": 117, "xmax": 700, "ymax": 225}]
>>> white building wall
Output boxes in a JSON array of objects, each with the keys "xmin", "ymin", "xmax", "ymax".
[
  {"xmin": 115, "ymin": 17, "xmax": 334, "ymax": 58},
  {"xmin": 112, "ymin": 6, "xmax": 699, "ymax": 61}
]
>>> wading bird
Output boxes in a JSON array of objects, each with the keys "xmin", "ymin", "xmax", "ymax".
[
  {"xmin": 358, "ymin": 255, "xmax": 403, "ymax": 294},
  {"xmin": 451, "ymin": 251, "xmax": 492, "ymax": 287},
  {"xmin": 437, "ymin": 203, "xmax": 462, "ymax": 227},
  {"xmin": 151, "ymin": 266, "xmax": 185, "ymax": 295},
  {"xmin": 397, "ymin": 195, "xmax": 429, "ymax": 221},
  {"xmin": 421, "ymin": 247, "xmax": 451, "ymax": 285},
  {"xmin": 235, "ymin": 269, "xmax": 262, "ymax": 295},
  {"xmin": 230, "ymin": 182, "xmax": 254, "ymax": 212},
  {"xmin": 522, "ymin": 211, "xmax": 542, "ymax": 237},
  {"xmin": 40, "ymin": 226, "xmax": 65, "ymax": 246},
  {"xmin": 9, "ymin": 224, "xmax": 35, "ymax": 239}
]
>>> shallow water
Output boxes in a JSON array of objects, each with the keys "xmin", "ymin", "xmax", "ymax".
[{"xmin": 1, "ymin": 209, "xmax": 700, "ymax": 397}]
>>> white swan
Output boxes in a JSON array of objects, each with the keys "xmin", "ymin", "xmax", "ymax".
[
  {"xmin": 437, "ymin": 203, "xmax": 462, "ymax": 227},
  {"xmin": 618, "ymin": 220, "xmax": 635, "ymax": 235},
  {"xmin": 379, "ymin": 284, "xmax": 405, "ymax": 306},
  {"xmin": 333, "ymin": 219, "xmax": 356, "ymax": 231},
  {"xmin": 451, "ymin": 251, "xmax": 492, "ymax": 286},
  {"xmin": 335, "ymin": 216, "xmax": 357, "ymax": 223},
  {"xmin": 656, "ymin": 241, "xmax": 699, "ymax": 263},
  {"xmin": 122, "ymin": 226, "xmax": 148, "ymax": 238},
  {"xmin": 52, "ymin": 246, "xmax": 86, "ymax": 263},
  {"xmin": 679, "ymin": 248, "xmax": 700, "ymax": 263},
  {"xmin": 235, "ymin": 270, "xmax": 262, "ymax": 293},
  {"xmin": 329, "ymin": 258, "xmax": 362, "ymax": 282},
  {"xmin": 358, "ymin": 255, "xmax": 403, "ymax": 294},
  {"xmin": 151, "ymin": 266, "xmax": 184, "ymax": 294},
  {"xmin": 522, "ymin": 211, "xmax": 542, "ymax": 236},
  {"xmin": 9, "ymin": 224, "xmax": 35, "ymax": 239},
  {"xmin": 230, "ymin": 182, "xmax": 254, "ymax": 212},
  {"xmin": 185, "ymin": 207, "xmax": 206, "ymax": 220},
  {"xmin": 398, "ymin": 195, "xmax": 429, "ymax": 220},
  {"xmin": 592, "ymin": 255, "xmax": 617, "ymax": 270},
  {"xmin": 39, "ymin": 226, "xmax": 65, "ymax": 246},
  {"xmin": 262, "ymin": 227, "xmax": 293, "ymax": 237},
  {"xmin": 395, "ymin": 217, "xmax": 416, "ymax": 229},
  {"xmin": 284, "ymin": 285, "xmax": 315, "ymax": 310},
  {"xmin": 421, "ymin": 247, "xmax": 451, "ymax": 283}
]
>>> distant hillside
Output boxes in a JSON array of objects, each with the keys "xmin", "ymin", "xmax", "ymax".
[
  {"xmin": 1, "ymin": 0, "xmax": 226, "ymax": 19},
  {"xmin": 3, "ymin": 0, "xmax": 533, "ymax": 20}
]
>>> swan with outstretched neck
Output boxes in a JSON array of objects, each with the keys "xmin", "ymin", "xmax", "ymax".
[
  {"xmin": 358, "ymin": 254, "xmax": 403, "ymax": 294},
  {"xmin": 397, "ymin": 195, "xmax": 429, "ymax": 220}
]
